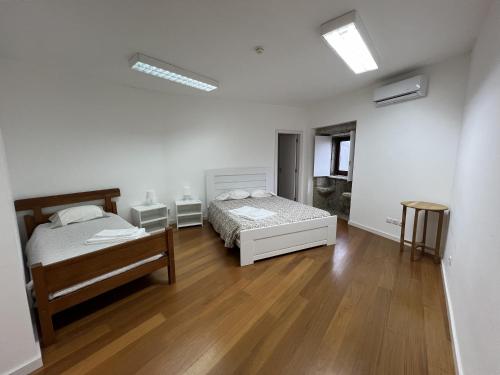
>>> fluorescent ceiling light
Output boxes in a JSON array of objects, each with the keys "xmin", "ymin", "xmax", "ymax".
[
  {"xmin": 129, "ymin": 53, "xmax": 218, "ymax": 92},
  {"xmin": 321, "ymin": 11, "xmax": 378, "ymax": 74}
]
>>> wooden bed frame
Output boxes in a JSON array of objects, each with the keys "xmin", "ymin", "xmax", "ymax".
[
  {"xmin": 14, "ymin": 188, "xmax": 175, "ymax": 347},
  {"xmin": 206, "ymin": 167, "xmax": 337, "ymax": 266}
]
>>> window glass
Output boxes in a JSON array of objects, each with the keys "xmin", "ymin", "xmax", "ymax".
[{"xmin": 338, "ymin": 140, "xmax": 350, "ymax": 172}]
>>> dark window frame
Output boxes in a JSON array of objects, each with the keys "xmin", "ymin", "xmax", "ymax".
[{"xmin": 332, "ymin": 136, "xmax": 350, "ymax": 176}]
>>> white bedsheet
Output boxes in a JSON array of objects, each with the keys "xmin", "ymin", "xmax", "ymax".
[{"xmin": 25, "ymin": 213, "xmax": 164, "ymax": 300}]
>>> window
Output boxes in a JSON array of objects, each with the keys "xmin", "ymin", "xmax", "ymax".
[
  {"xmin": 333, "ymin": 136, "xmax": 350, "ymax": 176},
  {"xmin": 314, "ymin": 133, "xmax": 354, "ymax": 178}
]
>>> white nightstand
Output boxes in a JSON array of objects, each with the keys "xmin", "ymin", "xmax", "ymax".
[
  {"xmin": 131, "ymin": 203, "xmax": 168, "ymax": 234},
  {"xmin": 175, "ymin": 199, "xmax": 203, "ymax": 229}
]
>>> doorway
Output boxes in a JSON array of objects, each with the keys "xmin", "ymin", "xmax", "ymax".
[
  {"xmin": 312, "ymin": 122, "xmax": 356, "ymax": 220},
  {"xmin": 276, "ymin": 131, "xmax": 301, "ymax": 201}
]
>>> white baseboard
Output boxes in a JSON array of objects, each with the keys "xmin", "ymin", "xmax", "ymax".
[
  {"xmin": 348, "ymin": 220, "xmax": 437, "ymax": 255},
  {"xmin": 347, "ymin": 220, "xmax": 399, "ymax": 242},
  {"xmin": 441, "ymin": 264, "xmax": 464, "ymax": 375},
  {"xmin": 8, "ymin": 354, "xmax": 42, "ymax": 375}
]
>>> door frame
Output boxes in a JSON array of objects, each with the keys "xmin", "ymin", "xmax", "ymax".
[{"xmin": 275, "ymin": 130, "xmax": 303, "ymax": 202}]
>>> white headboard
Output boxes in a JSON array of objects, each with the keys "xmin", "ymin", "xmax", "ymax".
[{"xmin": 206, "ymin": 167, "xmax": 274, "ymax": 203}]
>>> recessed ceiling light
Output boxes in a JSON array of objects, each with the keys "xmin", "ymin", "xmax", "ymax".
[
  {"xmin": 321, "ymin": 10, "xmax": 378, "ymax": 74},
  {"xmin": 129, "ymin": 53, "xmax": 219, "ymax": 92}
]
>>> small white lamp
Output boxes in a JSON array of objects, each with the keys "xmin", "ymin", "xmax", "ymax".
[
  {"xmin": 183, "ymin": 186, "xmax": 192, "ymax": 201},
  {"xmin": 145, "ymin": 190, "xmax": 157, "ymax": 205}
]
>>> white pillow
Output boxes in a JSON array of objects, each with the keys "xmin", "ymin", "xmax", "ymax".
[
  {"xmin": 49, "ymin": 205, "xmax": 105, "ymax": 227},
  {"xmin": 250, "ymin": 189, "xmax": 275, "ymax": 198},
  {"xmin": 228, "ymin": 189, "xmax": 250, "ymax": 200},
  {"xmin": 215, "ymin": 192, "xmax": 231, "ymax": 201},
  {"xmin": 215, "ymin": 190, "xmax": 250, "ymax": 201}
]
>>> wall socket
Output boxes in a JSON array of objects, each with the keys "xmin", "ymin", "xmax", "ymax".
[
  {"xmin": 386, "ymin": 217, "xmax": 402, "ymax": 226},
  {"xmin": 447, "ymin": 255, "xmax": 452, "ymax": 266}
]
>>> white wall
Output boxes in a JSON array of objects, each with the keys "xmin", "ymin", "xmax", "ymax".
[
  {"xmin": 307, "ymin": 55, "xmax": 470, "ymax": 241},
  {"xmin": 0, "ymin": 129, "xmax": 41, "ymax": 375},
  {"xmin": 0, "ymin": 59, "xmax": 309, "ymax": 238},
  {"xmin": 442, "ymin": 2, "xmax": 500, "ymax": 374}
]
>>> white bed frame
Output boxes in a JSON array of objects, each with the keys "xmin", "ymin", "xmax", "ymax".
[{"xmin": 206, "ymin": 167, "xmax": 337, "ymax": 266}]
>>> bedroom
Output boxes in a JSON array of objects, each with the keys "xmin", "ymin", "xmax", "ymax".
[{"xmin": 0, "ymin": 0, "xmax": 499, "ymax": 374}]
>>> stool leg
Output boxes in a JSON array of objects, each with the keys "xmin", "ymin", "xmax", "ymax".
[
  {"xmin": 434, "ymin": 211, "xmax": 444, "ymax": 263},
  {"xmin": 422, "ymin": 210, "xmax": 428, "ymax": 256},
  {"xmin": 411, "ymin": 209, "xmax": 419, "ymax": 261},
  {"xmin": 400, "ymin": 206, "xmax": 407, "ymax": 253}
]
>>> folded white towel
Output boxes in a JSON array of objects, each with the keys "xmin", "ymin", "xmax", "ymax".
[
  {"xmin": 94, "ymin": 227, "xmax": 143, "ymax": 238},
  {"xmin": 229, "ymin": 206, "xmax": 276, "ymax": 221},
  {"xmin": 85, "ymin": 227, "xmax": 148, "ymax": 245}
]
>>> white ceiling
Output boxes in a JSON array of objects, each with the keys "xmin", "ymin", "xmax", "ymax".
[{"xmin": 0, "ymin": 0, "xmax": 491, "ymax": 106}]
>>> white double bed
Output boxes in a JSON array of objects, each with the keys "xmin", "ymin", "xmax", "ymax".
[{"xmin": 206, "ymin": 167, "xmax": 337, "ymax": 266}]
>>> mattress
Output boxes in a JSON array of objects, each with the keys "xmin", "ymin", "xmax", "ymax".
[
  {"xmin": 26, "ymin": 213, "xmax": 163, "ymax": 300},
  {"xmin": 208, "ymin": 196, "xmax": 330, "ymax": 247}
]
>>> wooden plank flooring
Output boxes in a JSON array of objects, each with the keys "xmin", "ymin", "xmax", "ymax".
[{"xmin": 33, "ymin": 220, "xmax": 455, "ymax": 374}]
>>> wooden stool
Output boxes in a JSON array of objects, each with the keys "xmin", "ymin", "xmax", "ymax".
[{"xmin": 400, "ymin": 201, "xmax": 449, "ymax": 263}]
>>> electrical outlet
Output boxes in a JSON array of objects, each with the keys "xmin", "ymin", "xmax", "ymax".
[
  {"xmin": 386, "ymin": 217, "xmax": 402, "ymax": 226},
  {"xmin": 447, "ymin": 256, "xmax": 452, "ymax": 266},
  {"xmin": 167, "ymin": 208, "xmax": 171, "ymax": 217}
]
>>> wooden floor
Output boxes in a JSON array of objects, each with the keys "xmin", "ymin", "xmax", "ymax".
[{"xmin": 34, "ymin": 220, "xmax": 455, "ymax": 375}]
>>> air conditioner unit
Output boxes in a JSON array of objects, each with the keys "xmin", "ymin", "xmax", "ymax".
[{"xmin": 373, "ymin": 75, "xmax": 428, "ymax": 107}]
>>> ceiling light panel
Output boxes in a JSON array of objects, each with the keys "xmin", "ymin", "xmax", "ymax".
[
  {"xmin": 129, "ymin": 53, "xmax": 218, "ymax": 92},
  {"xmin": 321, "ymin": 11, "xmax": 378, "ymax": 74}
]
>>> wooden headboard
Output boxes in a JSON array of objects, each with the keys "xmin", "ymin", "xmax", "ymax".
[
  {"xmin": 14, "ymin": 188, "xmax": 121, "ymax": 238},
  {"xmin": 205, "ymin": 167, "xmax": 274, "ymax": 203}
]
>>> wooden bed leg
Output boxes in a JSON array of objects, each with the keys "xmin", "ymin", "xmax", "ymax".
[
  {"xmin": 31, "ymin": 263, "xmax": 55, "ymax": 346},
  {"xmin": 38, "ymin": 308, "xmax": 55, "ymax": 347},
  {"xmin": 165, "ymin": 227, "xmax": 176, "ymax": 284}
]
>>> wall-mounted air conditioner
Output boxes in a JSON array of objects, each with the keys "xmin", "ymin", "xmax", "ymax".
[{"xmin": 373, "ymin": 75, "xmax": 428, "ymax": 107}]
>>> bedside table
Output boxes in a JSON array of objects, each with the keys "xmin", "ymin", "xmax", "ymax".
[
  {"xmin": 175, "ymin": 199, "xmax": 203, "ymax": 229},
  {"xmin": 131, "ymin": 203, "xmax": 168, "ymax": 234}
]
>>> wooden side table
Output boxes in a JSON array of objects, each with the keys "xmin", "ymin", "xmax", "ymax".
[{"xmin": 400, "ymin": 201, "xmax": 449, "ymax": 263}]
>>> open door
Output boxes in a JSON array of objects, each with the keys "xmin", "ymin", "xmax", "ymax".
[{"xmin": 277, "ymin": 133, "xmax": 299, "ymax": 201}]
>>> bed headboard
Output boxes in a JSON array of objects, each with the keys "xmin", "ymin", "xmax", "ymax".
[
  {"xmin": 14, "ymin": 188, "xmax": 121, "ymax": 238},
  {"xmin": 205, "ymin": 167, "xmax": 274, "ymax": 203}
]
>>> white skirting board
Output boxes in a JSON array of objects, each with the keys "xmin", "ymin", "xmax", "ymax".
[
  {"xmin": 441, "ymin": 263, "xmax": 464, "ymax": 375},
  {"xmin": 8, "ymin": 354, "xmax": 42, "ymax": 375},
  {"xmin": 349, "ymin": 220, "xmax": 441, "ymax": 255},
  {"xmin": 348, "ymin": 220, "xmax": 399, "ymax": 242}
]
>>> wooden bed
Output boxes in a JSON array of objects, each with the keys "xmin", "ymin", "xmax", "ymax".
[
  {"xmin": 14, "ymin": 188, "xmax": 175, "ymax": 347},
  {"xmin": 206, "ymin": 167, "xmax": 337, "ymax": 266}
]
